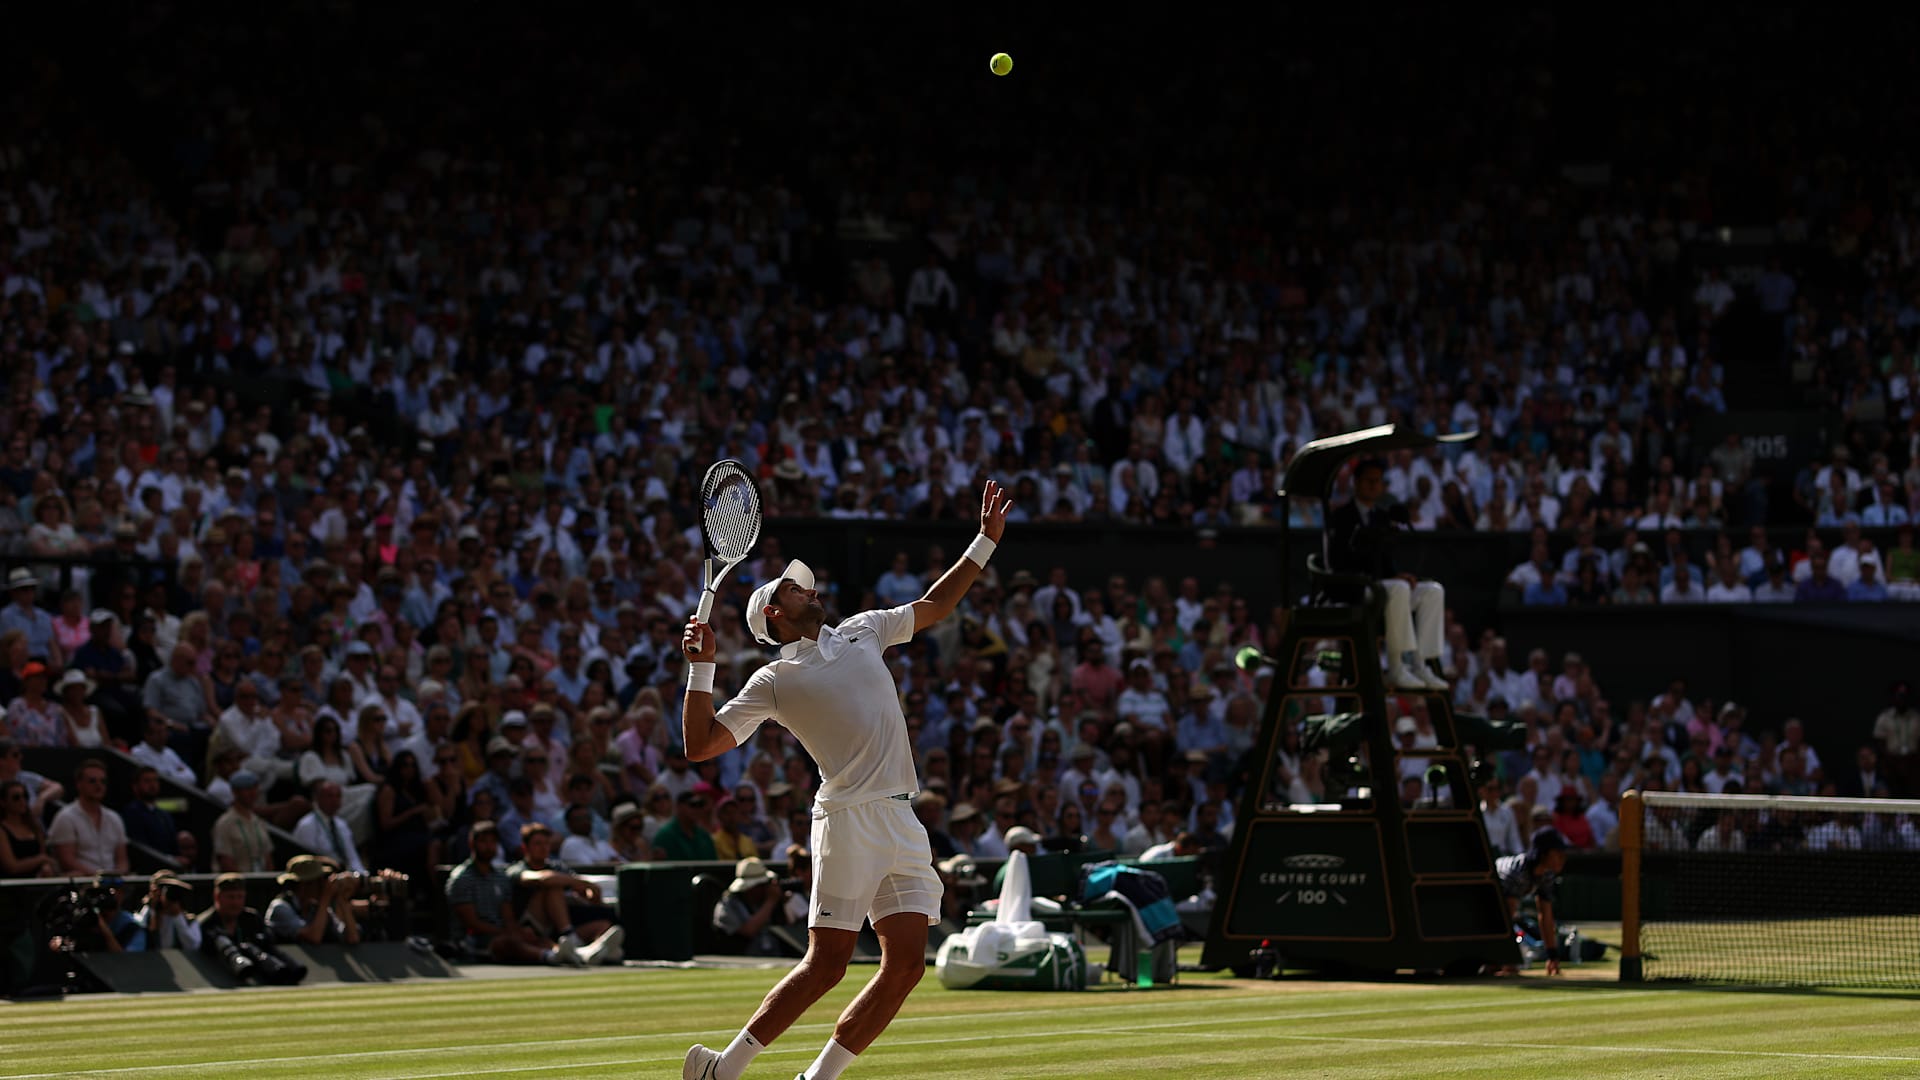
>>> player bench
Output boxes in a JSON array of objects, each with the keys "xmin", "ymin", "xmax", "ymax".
[{"xmin": 964, "ymin": 855, "xmax": 1203, "ymax": 985}]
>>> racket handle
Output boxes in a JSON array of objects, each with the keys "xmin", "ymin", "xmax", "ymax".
[{"xmin": 685, "ymin": 588, "xmax": 718, "ymax": 657}]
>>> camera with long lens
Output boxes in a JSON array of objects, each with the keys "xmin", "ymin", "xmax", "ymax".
[
  {"xmin": 207, "ymin": 929, "xmax": 307, "ymax": 986},
  {"xmin": 37, "ymin": 878, "xmax": 121, "ymax": 951},
  {"xmin": 345, "ymin": 871, "xmax": 410, "ymax": 901}
]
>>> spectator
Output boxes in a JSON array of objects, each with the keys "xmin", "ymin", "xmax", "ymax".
[
  {"xmin": 122, "ymin": 766, "xmax": 193, "ymax": 869},
  {"xmin": 1, "ymin": 570, "xmax": 60, "ymax": 667},
  {"xmin": 652, "ymin": 789, "xmax": 717, "ymax": 861},
  {"xmin": 212, "ymin": 771, "xmax": 274, "ymax": 874},
  {"xmin": 1794, "ymin": 553, "xmax": 1847, "ymax": 602},
  {"xmin": 1847, "ymin": 556, "xmax": 1890, "ymax": 602},
  {"xmin": 6, "ymin": 662, "xmax": 63, "ymax": 747},
  {"xmin": 0, "ymin": 778, "xmax": 58, "ymax": 877},
  {"xmin": 446, "ymin": 822, "xmax": 577, "ymax": 966},
  {"xmin": 608, "ymin": 803, "xmax": 653, "ymax": 863},
  {"xmin": 292, "ymin": 781, "xmax": 367, "ymax": 873},
  {"xmin": 127, "ymin": 718, "xmax": 198, "ymax": 787},
  {"xmin": 47, "ymin": 759, "xmax": 129, "ymax": 876},
  {"xmin": 143, "ymin": 644, "xmax": 216, "ymax": 753},
  {"xmin": 1874, "ymin": 681, "xmax": 1919, "ymax": 795},
  {"xmin": 559, "ymin": 802, "xmax": 621, "ymax": 864},
  {"xmin": 504, "ymin": 823, "xmax": 623, "ymax": 965},
  {"xmin": 217, "ymin": 680, "xmax": 295, "ymax": 789}
]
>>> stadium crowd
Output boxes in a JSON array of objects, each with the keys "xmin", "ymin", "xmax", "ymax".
[{"xmin": 1, "ymin": 7, "xmax": 1918, "ymax": 976}]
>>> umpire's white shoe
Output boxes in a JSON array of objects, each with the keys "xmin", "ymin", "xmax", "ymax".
[
  {"xmin": 683, "ymin": 1044, "xmax": 721, "ymax": 1080},
  {"xmin": 1416, "ymin": 664, "xmax": 1451, "ymax": 691},
  {"xmin": 1387, "ymin": 664, "xmax": 1433, "ymax": 691}
]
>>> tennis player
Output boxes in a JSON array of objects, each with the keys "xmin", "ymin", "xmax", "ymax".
[{"xmin": 680, "ymin": 479, "xmax": 1013, "ymax": 1080}]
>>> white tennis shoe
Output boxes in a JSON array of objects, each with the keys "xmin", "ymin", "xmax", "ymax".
[
  {"xmin": 579, "ymin": 925, "xmax": 625, "ymax": 966},
  {"xmin": 682, "ymin": 1044, "xmax": 721, "ymax": 1080}
]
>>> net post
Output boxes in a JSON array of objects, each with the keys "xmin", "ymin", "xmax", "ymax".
[{"xmin": 1619, "ymin": 788, "xmax": 1643, "ymax": 982}]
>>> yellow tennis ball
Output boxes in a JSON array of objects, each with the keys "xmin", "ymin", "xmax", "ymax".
[{"xmin": 990, "ymin": 52, "xmax": 1013, "ymax": 76}]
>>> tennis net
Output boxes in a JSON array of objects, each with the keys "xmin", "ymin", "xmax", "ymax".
[{"xmin": 1620, "ymin": 790, "xmax": 1920, "ymax": 988}]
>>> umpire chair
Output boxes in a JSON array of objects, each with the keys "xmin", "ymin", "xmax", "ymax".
[{"xmin": 1202, "ymin": 424, "xmax": 1519, "ymax": 977}]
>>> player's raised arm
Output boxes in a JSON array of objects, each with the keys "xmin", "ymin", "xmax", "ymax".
[
  {"xmin": 680, "ymin": 617, "xmax": 738, "ymax": 761},
  {"xmin": 911, "ymin": 478, "xmax": 1012, "ymax": 633}
]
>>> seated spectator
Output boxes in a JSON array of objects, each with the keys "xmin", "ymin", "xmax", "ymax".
[
  {"xmin": 1140, "ymin": 831, "xmax": 1204, "ymax": 862},
  {"xmin": 143, "ymin": 644, "xmax": 217, "ymax": 754},
  {"xmin": 212, "ymin": 771, "xmax": 275, "ymax": 874},
  {"xmin": 505, "ymin": 823, "xmax": 623, "ymax": 965},
  {"xmin": 1659, "ymin": 565, "xmax": 1705, "ymax": 604},
  {"xmin": 446, "ymin": 822, "xmax": 578, "ymax": 965},
  {"xmin": 292, "ymin": 780, "xmax": 367, "ymax": 873},
  {"xmin": 130, "ymin": 714, "xmax": 199, "ymax": 789},
  {"xmin": 710, "ymin": 796, "xmax": 758, "ymax": 863},
  {"xmin": 48, "ymin": 759, "xmax": 129, "ymax": 876},
  {"xmin": 1, "ymin": 570, "xmax": 59, "ymax": 666},
  {"xmin": 559, "ymin": 802, "xmax": 621, "ymax": 865},
  {"xmin": 266, "ymin": 855, "xmax": 362, "ymax": 946},
  {"xmin": 608, "ymin": 803, "xmax": 653, "ymax": 863},
  {"xmin": 122, "ymin": 766, "xmax": 195, "ymax": 870},
  {"xmin": 1705, "ymin": 561, "xmax": 1753, "ymax": 603},
  {"xmin": 0, "ymin": 778, "xmax": 58, "ymax": 877},
  {"xmin": 711, "ymin": 856, "xmax": 793, "ymax": 957},
  {"xmin": 1551, "ymin": 791, "xmax": 1597, "ymax": 849},
  {"xmin": 6, "ymin": 662, "xmax": 63, "ymax": 747},
  {"xmin": 217, "ymin": 681, "xmax": 295, "ymax": 789},
  {"xmin": 0, "ymin": 738, "xmax": 62, "ymax": 817},
  {"xmin": 1795, "ymin": 553, "xmax": 1847, "ymax": 602},
  {"xmin": 652, "ymin": 788, "xmax": 717, "ymax": 860},
  {"xmin": 1847, "ymin": 556, "xmax": 1890, "ymax": 602}
]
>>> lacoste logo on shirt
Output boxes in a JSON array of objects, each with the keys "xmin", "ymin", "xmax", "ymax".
[{"xmin": 821, "ymin": 910, "xmax": 834, "ymax": 917}]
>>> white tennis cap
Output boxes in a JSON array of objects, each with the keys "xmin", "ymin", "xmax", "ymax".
[{"xmin": 745, "ymin": 560, "xmax": 816, "ymax": 646}]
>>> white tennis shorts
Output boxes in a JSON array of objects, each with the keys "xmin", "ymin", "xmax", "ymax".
[{"xmin": 808, "ymin": 796, "xmax": 943, "ymax": 932}]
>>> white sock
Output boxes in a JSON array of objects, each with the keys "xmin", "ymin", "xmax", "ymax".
[
  {"xmin": 716, "ymin": 1029, "xmax": 764, "ymax": 1080},
  {"xmin": 802, "ymin": 1039, "xmax": 857, "ymax": 1080}
]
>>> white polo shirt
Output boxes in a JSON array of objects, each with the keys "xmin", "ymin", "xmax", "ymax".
[{"xmin": 716, "ymin": 604, "xmax": 918, "ymax": 816}]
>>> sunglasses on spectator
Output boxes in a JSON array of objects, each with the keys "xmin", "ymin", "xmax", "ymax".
[{"xmin": 525, "ymin": 756, "xmax": 548, "ymax": 764}]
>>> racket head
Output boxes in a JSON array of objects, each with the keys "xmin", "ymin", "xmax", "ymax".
[{"xmin": 699, "ymin": 458, "xmax": 763, "ymax": 565}]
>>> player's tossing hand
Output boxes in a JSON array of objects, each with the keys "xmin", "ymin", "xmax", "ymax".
[
  {"xmin": 979, "ymin": 479, "xmax": 1014, "ymax": 543},
  {"xmin": 682, "ymin": 617, "xmax": 717, "ymax": 663}
]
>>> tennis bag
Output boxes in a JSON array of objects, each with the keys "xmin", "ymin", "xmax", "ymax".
[{"xmin": 936, "ymin": 922, "xmax": 1088, "ymax": 991}]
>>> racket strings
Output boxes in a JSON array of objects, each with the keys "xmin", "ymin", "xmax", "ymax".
[{"xmin": 703, "ymin": 472, "xmax": 762, "ymax": 557}]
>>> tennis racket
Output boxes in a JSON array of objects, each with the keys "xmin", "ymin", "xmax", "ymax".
[{"xmin": 684, "ymin": 459, "xmax": 764, "ymax": 655}]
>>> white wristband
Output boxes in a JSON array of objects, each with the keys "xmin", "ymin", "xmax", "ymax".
[
  {"xmin": 686, "ymin": 662, "xmax": 715, "ymax": 695},
  {"xmin": 964, "ymin": 533, "xmax": 997, "ymax": 568}
]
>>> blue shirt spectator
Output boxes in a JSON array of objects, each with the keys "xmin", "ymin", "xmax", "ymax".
[{"xmin": 1523, "ymin": 580, "xmax": 1570, "ymax": 606}]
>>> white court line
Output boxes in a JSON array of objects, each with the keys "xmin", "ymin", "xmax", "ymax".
[
  {"xmin": 5, "ymin": 990, "xmax": 1647, "ymax": 1078},
  {"xmin": 381, "ymin": 1007, "xmax": 1920, "ymax": 1080},
  {"xmin": 1139, "ymin": 1026, "xmax": 1920, "ymax": 1064}
]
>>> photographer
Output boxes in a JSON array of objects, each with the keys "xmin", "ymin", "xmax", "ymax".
[
  {"xmin": 711, "ymin": 856, "xmax": 791, "ymax": 957},
  {"xmin": 198, "ymin": 873, "xmax": 308, "ymax": 986},
  {"xmin": 45, "ymin": 875, "xmax": 144, "ymax": 954},
  {"xmin": 266, "ymin": 855, "xmax": 361, "ymax": 946},
  {"xmin": 136, "ymin": 872, "xmax": 201, "ymax": 949},
  {"xmin": 780, "ymin": 844, "xmax": 812, "ymax": 926}
]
